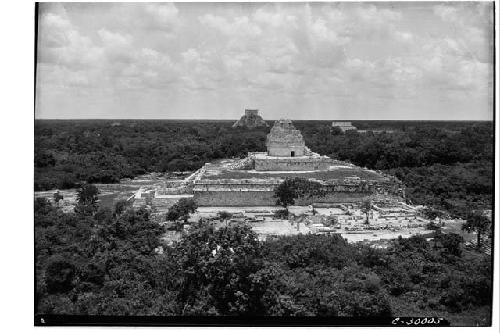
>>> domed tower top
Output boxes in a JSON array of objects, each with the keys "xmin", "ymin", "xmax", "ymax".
[{"xmin": 266, "ymin": 119, "xmax": 305, "ymax": 157}]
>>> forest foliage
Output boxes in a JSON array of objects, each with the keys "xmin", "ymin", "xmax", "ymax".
[
  {"xmin": 34, "ymin": 120, "xmax": 493, "ymax": 323},
  {"xmin": 35, "ymin": 197, "xmax": 492, "ymax": 321},
  {"xmin": 34, "ymin": 120, "xmax": 492, "ymax": 217}
]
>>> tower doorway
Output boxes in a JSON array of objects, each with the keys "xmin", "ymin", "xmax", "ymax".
[{"xmin": 291, "ymin": 151, "xmax": 295, "ymax": 157}]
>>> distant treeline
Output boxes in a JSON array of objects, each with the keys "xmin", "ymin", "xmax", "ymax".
[{"xmin": 35, "ymin": 119, "xmax": 493, "ymax": 217}]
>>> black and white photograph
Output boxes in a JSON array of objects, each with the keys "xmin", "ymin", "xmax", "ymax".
[{"xmin": 30, "ymin": 0, "xmax": 496, "ymax": 328}]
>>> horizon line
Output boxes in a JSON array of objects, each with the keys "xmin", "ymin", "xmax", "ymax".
[{"xmin": 34, "ymin": 118, "xmax": 493, "ymax": 122}]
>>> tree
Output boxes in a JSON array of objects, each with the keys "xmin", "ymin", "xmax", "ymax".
[
  {"xmin": 94, "ymin": 207, "xmax": 114, "ymax": 224},
  {"xmin": 53, "ymin": 191, "xmax": 63, "ymax": 205},
  {"xmin": 174, "ymin": 223, "xmax": 263, "ymax": 315},
  {"xmin": 145, "ymin": 192, "xmax": 153, "ymax": 207},
  {"xmin": 45, "ymin": 256, "xmax": 76, "ymax": 294},
  {"xmin": 274, "ymin": 179, "xmax": 296, "ymax": 208},
  {"xmin": 360, "ymin": 200, "xmax": 372, "ymax": 225},
  {"xmin": 422, "ymin": 207, "xmax": 445, "ymax": 225},
  {"xmin": 35, "ymin": 150, "xmax": 56, "ymax": 168},
  {"xmin": 74, "ymin": 184, "xmax": 99, "ymax": 215},
  {"xmin": 434, "ymin": 233, "xmax": 464, "ymax": 256},
  {"xmin": 114, "ymin": 199, "xmax": 129, "ymax": 216},
  {"xmin": 273, "ymin": 209, "xmax": 289, "ymax": 219},
  {"xmin": 76, "ymin": 184, "xmax": 99, "ymax": 205},
  {"xmin": 462, "ymin": 211, "xmax": 491, "ymax": 249},
  {"xmin": 167, "ymin": 158, "xmax": 193, "ymax": 172},
  {"xmin": 217, "ymin": 211, "xmax": 232, "ymax": 226},
  {"xmin": 274, "ymin": 178, "xmax": 322, "ymax": 208},
  {"xmin": 166, "ymin": 198, "xmax": 198, "ymax": 223},
  {"xmin": 331, "ymin": 127, "xmax": 343, "ymax": 136},
  {"xmin": 424, "ymin": 207, "xmax": 444, "ymax": 231},
  {"xmin": 35, "ymin": 197, "xmax": 54, "ymax": 216}
]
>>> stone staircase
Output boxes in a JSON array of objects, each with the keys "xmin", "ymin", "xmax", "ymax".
[{"xmin": 227, "ymin": 156, "xmax": 254, "ymax": 170}]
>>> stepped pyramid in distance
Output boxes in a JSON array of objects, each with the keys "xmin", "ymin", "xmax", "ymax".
[{"xmin": 232, "ymin": 109, "xmax": 269, "ymax": 128}]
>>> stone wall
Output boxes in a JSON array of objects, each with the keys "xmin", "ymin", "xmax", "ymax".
[
  {"xmin": 193, "ymin": 189, "xmax": 400, "ymax": 207},
  {"xmin": 267, "ymin": 145, "xmax": 305, "ymax": 157},
  {"xmin": 193, "ymin": 178, "xmax": 280, "ymax": 191},
  {"xmin": 134, "ymin": 194, "xmax": 194, "ymax": 211},
  {"xmin": 295, "ymin": 192, "xmax": 400, "ymax": 205},
  {"xmin": 254, "ymin": 158, "xmax": 332, "ymax": 171},
  {"xmin": 194, "ymin": 190, "xmax": 276, "ymax": 206}
]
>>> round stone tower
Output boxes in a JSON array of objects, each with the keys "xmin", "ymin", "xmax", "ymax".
[{"xmin": 266, "ymin": 119, "xmax": 306, "ymax": 157}]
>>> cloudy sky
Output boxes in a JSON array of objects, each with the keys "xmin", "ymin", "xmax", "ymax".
[{"xmin": 36, "ymin": 2, "xmax": 494, "ymax": 120}]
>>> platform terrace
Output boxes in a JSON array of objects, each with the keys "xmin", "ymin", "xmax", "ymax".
[{"xmin": 200, "ymin": 158, "xmax": 390, "ymax": 183}]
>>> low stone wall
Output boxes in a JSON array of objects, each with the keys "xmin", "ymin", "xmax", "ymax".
[
  {"xmin": 134, "ymin": 194, "xmax": 194, "ymax": 211},
  {"xmin": 151, "ymin": 197, "xmax": 191, "ymax": 211},
  {"xmin": 254, "ymin": 158, "xmax": 332, "ymax": 171},
  {"xmin": 194, "ymin": 190, "xmax": 277, "ymax": 206},
  {"xmin": 296, "ymin": 192, "xmax": 399, "ymax": 205}
]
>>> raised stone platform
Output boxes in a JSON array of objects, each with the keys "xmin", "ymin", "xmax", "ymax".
[
  {"xmin": 190, "ymin": 156, "xmax": 404, "ymax": 206},
  {"xmin": 152, "ymin": 118, "xmax": 406, "ymax": 208}
]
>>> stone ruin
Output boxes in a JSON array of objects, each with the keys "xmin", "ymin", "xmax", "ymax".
[
  {"xmin": 266, "ymin": 119, "xmax": 306, "ymax": 157},
  {"xmin": 232, "ymin": 109, "xmax": 269, "ymax": 128},
  {"xmin": 138, "ymin": 118, "xmax": 406, "ymax": 208},
  {"xmin": 331, "ymin": 121, "xmax": 357, "ymax": 132},
  {"xmin": 252, "ymin": 119, "xmax": 334, "ymax": 171}
]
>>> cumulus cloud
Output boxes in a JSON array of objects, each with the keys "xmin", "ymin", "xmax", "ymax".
[
  {"xmin": 115, "ymin": 2, "xmax": 180, "ymax": 36},
  {"xmin": 38, "ymin": 10, "xmax": 103, "ymax": 70},
  {"xmin": 144, "ymin": 2, "xmax": 179, "ymax": 30},
  {"xmin": 432, "ymin": 2, "xmax": 493, "ymax": 63},
  {"xmin": 117, "ymin": 48, "xmax": 179, "ymax": 90},
  {"xmin": 434, "ymin": 4, "xmax": 460, "ymax": 23},
  {"xmin": 36, "ymin": 2, "xmax": 493, "ymax": 120},
  {"xmin": 200, "ymin": 14, "xmax": 262, "ymax": 38},
  {"xmin": 97, "ymin": 28, "xmax": 134, "ymax": 64},
  {"xmin": 98, "ymin": 29, "xmax": 132, "ymax": 47}
]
